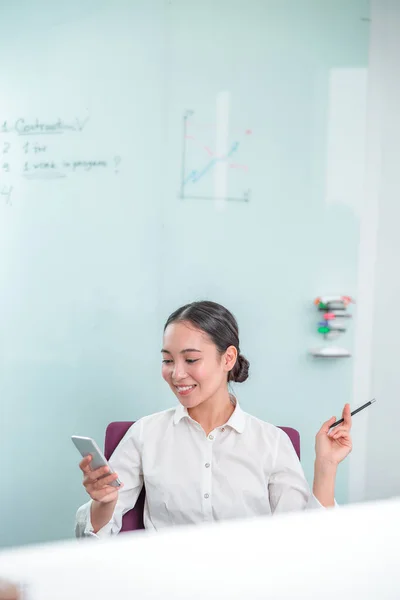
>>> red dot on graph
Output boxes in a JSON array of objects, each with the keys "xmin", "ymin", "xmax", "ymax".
[{"xmin": 245, "ymin": 129, "xmax": 252, "ymax": 135}]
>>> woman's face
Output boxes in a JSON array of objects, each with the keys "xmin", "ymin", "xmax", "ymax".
[{"xmin": 161, "ymin": 321, "xmax": 236, "ymax": 409}]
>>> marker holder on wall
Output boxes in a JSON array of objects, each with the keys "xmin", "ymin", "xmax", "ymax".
[{"xmin": 309, "ymin": 295, "xmax": 355, "ymax": 358}]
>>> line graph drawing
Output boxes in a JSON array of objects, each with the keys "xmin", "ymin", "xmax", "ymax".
[{"xmin": 180, "ymin": 110, "xmax": 252, "ymax": 202}]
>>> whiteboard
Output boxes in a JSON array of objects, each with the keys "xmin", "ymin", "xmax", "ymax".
[{"xmin": 0, "ymin": 0, "xmax": 369, "ymax": 547}]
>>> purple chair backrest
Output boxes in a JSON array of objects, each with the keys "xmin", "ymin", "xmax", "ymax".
[
  {"xmin": 104, "ymin": 421, "xmax": 145, "ymax": 532},
  {"xmin": 104, "ymin": 421, "xmax": 301, "ymax": 533}
]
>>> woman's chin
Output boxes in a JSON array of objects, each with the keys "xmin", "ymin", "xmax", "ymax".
[
  {"xmin": 174, "ymin": 390, "xmax": 202, "ymax": 408},
  {"xmin": 179, "ymin": 396, "xmax": 201, "ymax": 409}
]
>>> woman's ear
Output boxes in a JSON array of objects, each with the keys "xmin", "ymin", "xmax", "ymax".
[{"xmin": 223, "ymin": 345, "xmax": 238, "ymax": 373}]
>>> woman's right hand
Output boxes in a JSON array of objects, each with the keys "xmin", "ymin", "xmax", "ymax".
[{"xmin": 79, "ymin": 455, "xmax": 123, "ymax": 504}]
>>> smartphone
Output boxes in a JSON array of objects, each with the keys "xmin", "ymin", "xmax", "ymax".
[{"xmin": 71, "ymin": 435, "xmax": 122, "ymax": 487}]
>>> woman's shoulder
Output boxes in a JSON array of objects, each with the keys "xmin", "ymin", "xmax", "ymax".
[
  {"xmin": 131, "ymin": 407, "xmax": 177, "ymax": 431},
  {"xmin": 119, "ymin": 408, "xmax": 176, "ymax": 444},
  {"xmin": 243, "ymin": 411, "xmax": 289, "ymax": 441}
]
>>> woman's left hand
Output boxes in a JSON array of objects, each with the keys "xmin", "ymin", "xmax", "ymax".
[{"xmin": 315, "ymin": 404, "xmax": 353, "ymax": 466}]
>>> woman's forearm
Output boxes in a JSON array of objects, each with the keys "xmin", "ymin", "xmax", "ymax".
[
  {"xmin": 90, "ymin": 499, "xmax": 118, "ymax": 533},
  {"xmin": 312, "ymin": 459, "xmax": 337, "ymax": 507}
]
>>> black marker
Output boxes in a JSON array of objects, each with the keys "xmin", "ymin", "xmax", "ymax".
[{"xmin": 329, "ymin": 399, "xmax": 376, "ymax": 429}]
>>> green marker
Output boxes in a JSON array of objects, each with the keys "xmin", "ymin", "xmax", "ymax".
[{"xmin": 318, "ymin": 326, "xmax": 330, "ymax": 334}]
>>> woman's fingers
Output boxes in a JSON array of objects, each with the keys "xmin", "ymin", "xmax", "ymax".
[
  {"xmin": 96, "ymin": 487, "xmax": 122, "ymax": 502},
  {"xmin": 87, "ymin": 483, "xmax": 123, "ymax": 502},
  {"xmin": 79, "ymin": 455, "xmax": 92, "ymax": 473},
  {"xmin": 329, "ymin": 425, "xmax": 350, "ymax": 439},
  {"xmin": 79, "ymin": 457, "xmax": 112, "ymax": 480},
  {"xmin": 79, "ymin": 455, "xmax": 122, "ymax": 503},
  {"xmin": 82, "ymin": 464, "xmax": 110, "ymax": 483},
  {"xmin": 92, "ymin": 473, "xmax": 119, "ymax": 490},
  {"xmin": 321, "ymin": 404, "xmax": 352, "ymax": 437},
  {"xmin": 318, "ymin": 416, "xmax": 337, "ymax": 435},
  {"xmin": 342, "ymin": 403, "xmax": 352, "ymax": 428},
  {"xmin": 83, "ymin": 469, "xmax": 120, "ymax": 489}
]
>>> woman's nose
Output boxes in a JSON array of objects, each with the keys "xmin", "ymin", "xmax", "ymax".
[{"xmin": 173, "ymin": 362, "xmax": 187, "ymax": 380}]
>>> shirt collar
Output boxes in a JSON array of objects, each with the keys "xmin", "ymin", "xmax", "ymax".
[{"xmin": 173, "ymin": 396, "xmax": 246, "ymax": 434}]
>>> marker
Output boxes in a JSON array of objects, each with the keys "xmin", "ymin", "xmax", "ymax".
[
  {"xmin": 318, "ymin": 324, "xmax": 346, "ymax": 333},
  {"xmin": 324, "ymin": 312, "xmax": 353, "ymax": 320},
  {"xmin": 314, "ymin": 295, "xmax": 355, "ymax": 307},
  {"xmin": 326, "ymin": 322, "xmax": 346, "ymax": 332},
  {"xmin": 329, "ymin": 399, "xmax": 376, "ymax": 429},
  {"xmin": 325, "ymin": 331, "xmax": 340, "ymax": 340},
  {"xmin": 318, "ymin": 304, "xmax": 347, "ymax": 311},
  {"xmin": 318, "ymin": 295, "xmax": 355, "ymax": 305},
  {"xmin": 318, "ymin": 326, "xmax": 330, "ymax": 334}
]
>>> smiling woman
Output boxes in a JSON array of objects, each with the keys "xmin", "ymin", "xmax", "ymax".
[{"xmin": 75, "ymin": 301, "xmax": 353, "ymax": 537}]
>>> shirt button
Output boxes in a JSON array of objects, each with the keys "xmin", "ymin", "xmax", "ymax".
[
  {"xmin": 204, "ymin": 493, "xmax": 210, "ymax": 499},
  {"xmin": 205, "ymin": 463, "xmax": 210, "ymax": 468},
  {"xmin": 208, "ymin": 434, "xmax": 214, "ymax": 440},
  {"xmin": 221, "ymin": 427, "xmax": 225, "ymax": 432}
]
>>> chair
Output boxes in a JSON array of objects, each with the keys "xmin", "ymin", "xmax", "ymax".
[
  {"xmin": 104, "ymin": 421, "xmax": 301, "ymax": 532},
  {"xmin": 104, "ymin": 421, "xmax": 145, "ymax": 532}
]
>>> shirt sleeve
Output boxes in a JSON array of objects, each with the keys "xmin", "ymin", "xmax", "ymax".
[
  {"xmin": 268, "ymin": 428, "xmax": 334, "ymax": 513},
  {"xmin": 75, "ymin": 421, "xmax": 144, "ymax": 538}
]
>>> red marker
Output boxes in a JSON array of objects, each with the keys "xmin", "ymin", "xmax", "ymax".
[{"xmin": 324, "ymin": 312, "xmax": 352, "ymax": 320}]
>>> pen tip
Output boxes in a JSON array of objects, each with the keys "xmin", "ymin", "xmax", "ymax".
[{"xmin": 371, "ymin": 398, "xmax": 376, "ymax": 404}]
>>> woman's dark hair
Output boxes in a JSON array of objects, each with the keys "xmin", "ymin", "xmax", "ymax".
[{"xmin": 164, "ymin": 301, "xmax": 249, "ymax": 383}]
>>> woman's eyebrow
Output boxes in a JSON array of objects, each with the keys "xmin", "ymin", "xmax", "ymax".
[{"xmin": 161, "ymin": 348, "xmax": 202, "ymax": 354}]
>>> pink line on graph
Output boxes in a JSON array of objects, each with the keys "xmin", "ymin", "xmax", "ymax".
[
  {"xmin": 185, "ymin": 135, "xmax": 249, "ymax": 171},
  {"xmin": 185, "ymin": 135, "xmax": 215, "ymax": 157},
  {"xmin": 229, "ymin": 163, "xmax": 248, "ymax": 172}
]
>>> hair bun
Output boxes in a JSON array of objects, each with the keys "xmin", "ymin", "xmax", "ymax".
[{"xmin": 230, "ymin": 353, "xmax": 250, "ymax": 383}]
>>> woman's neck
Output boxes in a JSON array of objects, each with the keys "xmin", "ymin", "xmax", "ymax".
[{"xmin": 188, "ymin": 389, "xmax": 235, "ymax": 436}]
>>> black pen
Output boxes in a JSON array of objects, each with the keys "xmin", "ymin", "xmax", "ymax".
[{"xmin": 329, "ymin": 399, "xmax": 376, "ymax": 428}]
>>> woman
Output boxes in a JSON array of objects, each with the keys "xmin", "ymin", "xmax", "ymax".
[{"xmin": 76, "ymin": 301, "xmax": 352, "ymax": 537}]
